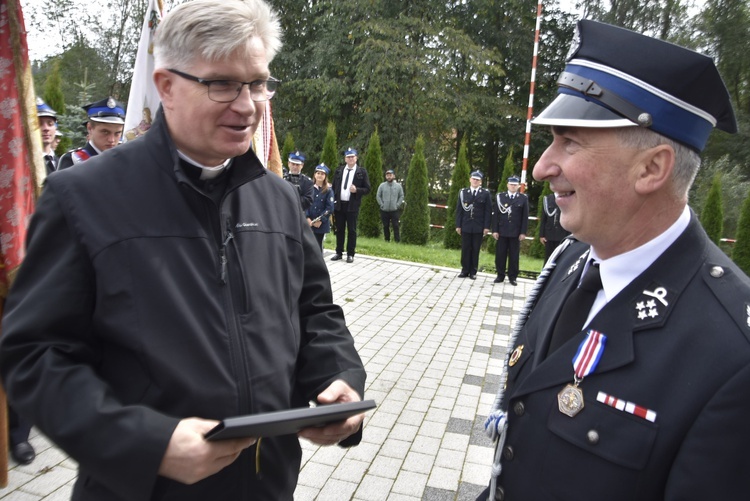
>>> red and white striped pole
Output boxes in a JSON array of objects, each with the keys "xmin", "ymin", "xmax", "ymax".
[{"xmin": 520, "ymin": 0, "xmax": 543, "ymax": 193}]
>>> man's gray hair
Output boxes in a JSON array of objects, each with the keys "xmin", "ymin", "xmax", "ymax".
[
  {"xmin": 616, "ymin": 127, "xmax": 701, "ymax": 199},
  {"xmin": 154, "ymin": 0, "xmax": 282, "ymax": 69}
]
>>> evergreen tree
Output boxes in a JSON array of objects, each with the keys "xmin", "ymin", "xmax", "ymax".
[
  {"xmin": 732, "ymin": 191, "xmax": 750, "ymax": 275},
  {"xmin": 43, "ymin": 62, "xmax": 70, "ymax": 156},
  {"xmin": 281, "ymin": 132, "xmax": 295, "ymax": 171},
  {"xmin": 444, "ymin": 138, "xmax": 470, "ymax": 249},
  {"xmin": 401, "ymin": 136, "xmax": 430, "ymax": 245},
  {"xmin": 700, "ymin": 173, "xmax": 724, "ymax": 245},
  {"xmin": 500, "ymin": 148, "xmax": 516, "ymax": 187},
  {"xmin": 360, "ymin": 129, "xmax": 383, "ymax": 238},
  {"xmin": 320, "ymin": 121, "xmax": 339, "ymax": 173}
]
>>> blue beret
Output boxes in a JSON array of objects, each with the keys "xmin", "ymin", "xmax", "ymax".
[
  {"xmin": 532, "ymin": 20, "xmax": 736, "ymax": 152},
  {"xmin": 288, "ymin": 151, "xmax": 306, "ymax": 164},
  {"xmin": 36, "ymin": 98, "xmax": 57, "ymax": 120},
  {"xmin": 344, "ymin": 147, "xmax": 357, "ymax": 157},
  {"xmin": 83, "ymin": 97, "xmax": 126, "ymax": 125},
  {"xmin": 315, "ymin": 164, "xmax": 330, "ymax": 175}
]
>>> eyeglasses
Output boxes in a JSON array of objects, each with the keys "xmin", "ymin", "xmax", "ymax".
[{"xmin": 167, "ymin": 69, "xmax": 280, "ymax": 103}]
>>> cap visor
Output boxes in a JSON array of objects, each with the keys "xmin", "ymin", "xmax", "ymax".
[
  {"xmin": 532, "ymin": 94, "xmax": 636, "ymax": 128},
  {"xmin": 90, "ymin": 116, "xmax": 126, "ymax": 125}
]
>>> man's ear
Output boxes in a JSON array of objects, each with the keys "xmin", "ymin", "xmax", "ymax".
[
  {"xmin": 634, "ymin": 144, "xmax": 675, "ymax": 195},
  {"xmin": 153, "ymin": 69, "xmax": 174, "ymax": 109}
]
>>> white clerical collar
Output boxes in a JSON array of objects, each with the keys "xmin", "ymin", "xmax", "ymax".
[
  {"xmin": 591, "ymin": 205, "xmax": 691, "ymax": 303},
  {"xmin": 177, "ymin": 150, "xmax": 232, "ymax": 180}
]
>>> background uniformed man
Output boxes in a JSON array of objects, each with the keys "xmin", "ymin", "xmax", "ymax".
[
  {"xmin": 36, "ymin": 98, "xmax": 59, "ymax": 175},
  {"xmin": 492, "ymin": 175, "xmax": 528, "ymax": 285},
  {"xmin": 58, "ymin": 97, "xmax": 126, "ymax": 169},
  {"xmin": 455, "ymin": 170, "xmax": 491, "ymax": 279},
  {"xmin": 284, "ymin": 151, "xmax": 314, "ymax": 210},
  {"xmin": 539, "ymin": 192, "xmax": 571, "ymax": 263},
  {"xmin": 479, "ymin": 19, "xmax": 750, "ymax": 501}
]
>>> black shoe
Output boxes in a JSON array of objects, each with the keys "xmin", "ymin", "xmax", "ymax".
[
  {"xmin": 458, "ymin": 273, "xmax": 468, "ymax": 278},
  {"xmin": 346, "ymin": 256, "xmax": 354, "ymax": 263},
  {"xmin": 510, "ymin": 280, "xmax": 517, "ymax": 286},
  {"xmin": 469, "ymin": 274, "xmax": 476, "ymax": 280},
  {"xmin": 330, "ymin": 254, "xmax": 343, "ymax": 261},
  {"xmin": 493, "ymin": 276, "xmax": 504, "ymax": 284},
  {"xmin": 10, "ymin": 441, "xmax": 35, "ymax": 465}
]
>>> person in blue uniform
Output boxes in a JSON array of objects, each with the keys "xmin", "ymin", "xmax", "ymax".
[
  {"xmin": 331, "ymin": 147, "xmax": 371, "ymax": 263},
  {"xmin": 284, "ymin": 151, "xmax": 314, "ymax": 210},
  {"xmin": 455, "ymin": 170, "xmax": 491, "ymax": 279},
  {"xmin": 539, "ymin": 192, "xmax": 570, "ymax": 263},
  {"xmin": 58, "ymin": 97, "xmax": 126, "ymax": 169},
  {"xmin": 492, "ymin": 175, "xmax": 528, "ymax": 285},
  {"xmin": 479, "ymin": 20, "xmax": 750, "ymax": 501},
  {"xmin": 37, "ymin": 98, "xmax": 59, "ymax": 175},
  {"xmin": 306, "ymin": 164, "xmax": 335, "ymax": 251}
]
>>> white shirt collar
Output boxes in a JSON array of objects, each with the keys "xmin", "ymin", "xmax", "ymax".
[
  {"xmin": 177, "ymin": 150, "xmax": 232, "ymax": 180},
  {"xmin": 584, "ymin": 205, "xmax": 690, "ymax": 325}
]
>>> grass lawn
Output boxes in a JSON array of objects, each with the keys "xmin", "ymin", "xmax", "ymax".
[{"xmin": 323, "ymin": 234, "xmax": 545, "ymax": 277}]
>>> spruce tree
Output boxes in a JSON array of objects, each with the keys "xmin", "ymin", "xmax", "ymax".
[
  {"xmin": 43, "ymin": 62, "xmax": 70, "ymax": 156},
  {"xmin": 360, "ymin": 129, "xmax": 383, "ymax": 238},
  {"xmin": 444, "ymin": 138, "xmax": 470, "ymax": 249},
  {"xmin": 320, "ymin": 121, "xmax": 339, "ymax": 174},
  {"xmin": 401, "ymin": 136, "xmax": 430, "ymax": 245},
  {"xmin": 732, "ymin": 191, "xmax": 750, "ymax": 275},
  {"xmin": 700, "ymin": 173, "xmax": 724, "ymax": 245},
  {"xmin": 281, "ymin": 132, "xmax": 295, "ymax": 170},
  {"xmin": 500, "ymin": 148, "xmax": 516, "ymax": 188}
]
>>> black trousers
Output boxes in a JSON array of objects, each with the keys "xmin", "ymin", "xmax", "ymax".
[
  {"xmin": 8, "ymin": 404, "xmax": 31, "ymax": 446},
  {"xmin": 380, "ymin": 210, "xmax": 400, "ymax": 242},
  {"xmin": 334, "ymin": 204, "xmax": 359, "ymax": 257},
  {"xmin": 461, "ymin": 232, "xmax": 484, "ymax": 275},
  {"xmin": 313, "ymin": 232, "xmax": 325, "ymax": 251},
  {"xmin": 496, "ymin": 236, "xmax": 520, "ymax": 281}
]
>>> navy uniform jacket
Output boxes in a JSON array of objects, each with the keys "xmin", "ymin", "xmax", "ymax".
[
  {"xmin": 332, "ymin": 166, "xmax": 371, "ymax": 213},
  {"xmin": 306, "ymin": 185, "xmax": 335, "ymax": 234},
  {"xmin": 493, "ymin": 214, "xmax": 750, "ymax": 500},
  {"xmin": 492, "ymin": 192, "xmax": 528, "ymax": 237},
  {"xmin": 58, "ymin": 142, "xmax": 98, "ymax": 170},
  {"xmin": 456, "ymin": 187, "xmax": 491, "ymax": 234},
  {"xmin": 284, "ymin": 172, "xmax": 314, "ymax": 211},
  {"xmin": 539, "ymin": 193, "xmax": 570, "ymax": 242}
]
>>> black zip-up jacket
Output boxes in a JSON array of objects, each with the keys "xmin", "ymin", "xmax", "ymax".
[{"xmin": 0, "ymin": 109, "xmax": 366, "ymax": 501}]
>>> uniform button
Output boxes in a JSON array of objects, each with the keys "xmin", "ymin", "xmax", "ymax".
[
  {"xmin": 502, "ymin": 445, "xmax": 514, "ymax": 461},
  {"xmin": 495, "ymin": 486, "xmax": 505, "ymax": 501},
  {"xmin": 587, "ymin": 429, "xmax": 600, "ymax": 445},
  {"xmin": 513, "ymin": 401, "xmax": 525, "ymax": 416},
  {"xmin": 710, "ymin": 266, "xmax": 724, "ymax": 278}
]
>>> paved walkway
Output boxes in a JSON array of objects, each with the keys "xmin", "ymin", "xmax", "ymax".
[{"xmin": 0, "ymin": 252, "xmax": 532, "ymax": 500}]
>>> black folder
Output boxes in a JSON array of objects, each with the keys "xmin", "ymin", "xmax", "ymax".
[{"xmin": 204, "ymin": 400, "xmax": 377, "ymax": 440}]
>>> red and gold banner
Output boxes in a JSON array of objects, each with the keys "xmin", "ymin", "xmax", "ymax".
[{"xmin": 0, "ymin": 0, "xmax": 44, "ymax": 299}]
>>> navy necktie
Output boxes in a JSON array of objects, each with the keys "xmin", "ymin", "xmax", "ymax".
[
  {"xmin": 344, "ymin": 169, "xmax": 352, "ymax": 191},
  {"xmin": 546, "ymin": 261, "xmax": 602, "ymax": 356}
]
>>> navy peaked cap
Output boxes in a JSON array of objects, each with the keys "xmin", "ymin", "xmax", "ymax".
[
  {"xmin": 83, "ymin": 97, "xmax": 126, "ymax": 125},
  {"xmin": 533, "ymin": 19, "xmax": 737, "ymax": 152}
]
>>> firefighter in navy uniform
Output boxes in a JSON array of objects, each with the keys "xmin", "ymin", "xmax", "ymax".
[
  {"xmin": 539, "ymin": 191, "xmax": 571, "ymax": 263},
  {"xmin": 284, "ymin": 151, "xmax": 314, "ymax": 210},
  {"xmin": 478, "ymin": 20, "xmax": 750, "ymax": 501},
  {"xmin": 492, "ymin": 175, "xmax": 528, "ymax": 285},
  {"xmin": 455, "ymin": 170, "xmax": 491, "ymax": 279},
  {"xmin": 58, "ymin": 97, "xmax": 126, "ymax": 170}
]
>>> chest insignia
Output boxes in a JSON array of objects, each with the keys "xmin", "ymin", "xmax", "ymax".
[{"xmin": 508, "ymin": 345, "xmax": 524, "ymax": 367}]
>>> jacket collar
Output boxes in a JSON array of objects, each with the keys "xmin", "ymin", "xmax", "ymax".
[
  {"xmin": 147, "ymin": 106, "xmax": 267, "ymax": 191},
  {"xmin": 514, "ymin": 213, "xmax": 708, "ymax": 395}
]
